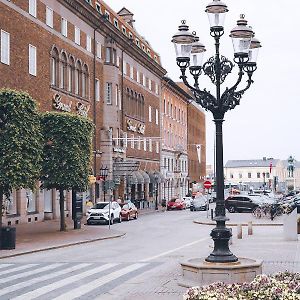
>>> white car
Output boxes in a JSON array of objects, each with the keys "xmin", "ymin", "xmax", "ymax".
[
  {"xmin": 182, "ymin": 197, "xmax": 192, "ymax": 208},
  {"xmin": 87, "ymin": 202, "xmax": 122, "ymax": 225}
]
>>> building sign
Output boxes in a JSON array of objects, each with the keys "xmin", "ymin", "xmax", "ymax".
[
  {"xmin": 52, "ymin": 94, "xmax": 72, "ymax": 112},
  {"xmin": 113, "ymin": 147, "xmax": 125, "ymax": 153},
  {"xmin": 127, "ymin": 119, "xmax": 145, "ymax": 135},
  {"xmin": 76, "ymin": 102, "xmax": 90, "ymax": 118}
]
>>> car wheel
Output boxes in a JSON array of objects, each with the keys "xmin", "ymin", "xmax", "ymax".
[
  {"xmin": 127, "ymin": 214, "xmax": 130, "ymax": 221},
  {"xmin": 109, "ymin": 215, "xmax": 114, "ymax": 225},
  {"xmin": 118, "ymin": 214, "xmax": 122, "ymax": 223},
  {"xmin": 227, "ymin": 206, "xmax": 236, "ymax": 213},
  {"xmin": 134, "ymin": 212, "xmax": 138, "ymax": 219},
  {"xmin": 87, "ymin": 220, "xmax": 91, "ymax": 225}
]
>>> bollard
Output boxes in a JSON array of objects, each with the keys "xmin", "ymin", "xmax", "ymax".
[
  {"xmin": 237, "ymin": 224, "xmax": 242, "ymax": 239},
  {"xmin": 210, "ymin": 209, "xmax": 214, "ymax": 220},
  {"xmin": 248, "ymin": 221, "xmax": 253, "ymax": 235}
]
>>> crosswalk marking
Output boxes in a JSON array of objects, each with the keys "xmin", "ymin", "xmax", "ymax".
[
  {"xmin": 0, "ymin": 264, "xmax": 37, "ymax": 276},
  {"xmin": 11, "ymin": 263, "xmax": 118, "ymax": 300},
  {"xmin": 0, "ymin": 263, "xmax": 64, "ymax": 284},
  {"xmin": 0, "ymin": 263, "xmax": 91, "ymax": 297},
  {"xmin": 52, "ymin": 263, "xmax": 148, "ymax": 300},
  {"xmin": 0, "ymin": 264, "xmax": 13, "ymax": 270}
]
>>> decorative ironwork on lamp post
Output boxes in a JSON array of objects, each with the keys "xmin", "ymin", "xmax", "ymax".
[
  {"xmin": 99, "ymin": 165, "xmax": 109, "ymax": 202},
  {"xmin": 172, "ymin": 0, "xmax": 262, "ymax": 263}
]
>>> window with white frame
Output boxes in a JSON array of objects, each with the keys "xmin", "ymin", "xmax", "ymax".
[
  {"xmin": 123, "ymin": 60, "xmax": 127, "ymax": 75},
  {"xmin": 114, "ymin": 19, "xmax": 119, "ymax": 29},
  {"xmin": 96, "ymin": 2, "xmax": 101, "ymax": 13},
  {"xmin": 28, "ymin": 44, "xmax": 37, "ymax": 76},
  {"xmin": 156, "ymin": 141, "xmax": 159, "ymax": 153},
  {"xmin": 95, "ymin": 78, "xmax": 100, "ymax": 101},
  {"xmin": 155, "ymin": 83, "xmax": 159, "ymax": 94},
  {"xmin": 148, "ymin": 78, "xmax": 152, "ymax": 90},
  {"xmin": 155, "ymin": 109, "xmax": 159, "ymax": 125},
  {"xmin": 86, "ymin": 35, "xmax": 91, "ymax": 52},
  {"xmin": 148, "ymin": 106, "xmax": 152, "ymax": 122},
  {"xmin": 122, "ymin": 26, "xmax": 126, "ymax": 35},
  {"xmin": 130, "ymin": 65, "xmax": 134, "ymax": 79},
  {"xmin": 61, "ymin": 18, "xmax": 68, "ymax": 37},
  {"xmin": 149, "ymin": 139, "xmax": 152, "ymax": 152},
  {"xmin": 143, "ymin": 138, "xmax": 147, "ymax": 151},
  {"xmin": 124, "ymin": 132, "xmax": 128, "ymax": 148},
  {"xmin": 96, "ymin": 41, "xmax": 101, "ymax": 58},
  {"xmin": 115, "ymin": 84, "xmax": 119, "ymax": 107},
  {"xmin": 75, "ymin": 26, "xmax": 80, "ymax": 45},
  {"xmin": 104, "ymin": 10, "xmax": 110, "ymax": 21},
  {"xmin": 131, "ymin": 134, "xmax": 134, "ymax": 148},
  {"xmin": 105, "ymin": 82, "xmax": 112, "ymax": 104},
  {"xmin": 136, "ymin": 38, "xmax": 140, "ymax": 47},
  {"xmin": 142, "ymin": 74, "xmax": 146, "ymax": 86},
  {"xmin": 46, "ymin": 7, "xmax": 53, "ymax": 28},
  {"xmin": 105, "ymin": 47, "xmax": 111, "ymax": 63},
  {"xmin": 117, "ymin": 56, "xmax": 120, "ymax": 67},
  {"xmin": 136, "ymin": 70, "xmax": 140, "ymax": 83},
  {"xmin": 29, "ymin": 0, "xmax": 37, "ymax": 17},
  {"xmin": 0, "ymin": 30, "xmax": 10, "ymax": 65},
  {"xmin": 128, "ymin": 32, "xmax": 133, "ymax": 39},
  {"xmin": 137, "ymin": 137, "xmax": 141, "ymax": 150},
  {"xmin": 118, "ymin": 89, "xmax": 122, "ymax": 110}
]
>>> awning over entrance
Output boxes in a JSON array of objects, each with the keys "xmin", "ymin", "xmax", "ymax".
[
  {"xmin": 126, "ymin": 172, "xmax": 138, "ymax": 185},
  {"xmin": 113, "ymin": 160, "xmax": 140, "ymax": 177},
  {"xmin": 133, "ymin": 171, "xmax": 144, "ymax": 184},
  {"xmin": 147, "ymin": 171, "xmax": 165, "ymax": 183},
  {"xmin": 139, "ymin": 170, "xmax": 150, "ymax": 184}
]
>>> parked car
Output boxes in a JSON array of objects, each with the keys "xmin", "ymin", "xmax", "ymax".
[
  {"xmin": 190, "ymin": 195, "xmax": 208, "ymax": 211},
  {"xmin": 182, "ymin": 197, "xmax": 192, "ymax": 208},
  {"xmin": 87, "ymin": 201, "xmax": 122, "ymax": 225},
  {"xmin": 167, "ymin": 198, "xmax": 185, "ymax": 210},
  {"xmin": 225, "ymin": 195, "xmax": 263, "ymax": 213},
  {"xmin": 120, "ymin": 202, "xmax": 138, "ymax": 221}
]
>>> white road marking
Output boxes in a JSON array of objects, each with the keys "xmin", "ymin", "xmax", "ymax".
[
  {"xmin": 0, "ymin": 264, "xmax": 13, "ymax": 269},
  {"xmin": 52, "ymin": 263, "xmax": 148, "ymax": 300},
  {"xmin": 141, "ymin": 237, "xmax": 210, "ymax": 262},
  {"xmin": 11, "ymin": 263, "xmax": 117, "ymax": 300},
  {"xmin": 0, "ymin": 264, "xmax": 38, "ymax": 276},
  {"xmin": 0, "ymin": 263, "xmax": 91, "ymax": 297}
]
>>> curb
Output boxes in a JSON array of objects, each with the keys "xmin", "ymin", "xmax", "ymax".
[
  {"xmin": 0, "ymin": 232, "xmax": 126, "ymax": 259},
  {"xmin": 193, "ymin": 220, "xmax": 283, "ymax": 227}
]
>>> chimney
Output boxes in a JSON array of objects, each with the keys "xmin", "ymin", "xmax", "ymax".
[{"xmin": 118, "ymin": 7, "xmax": 135, "ymax": 29}]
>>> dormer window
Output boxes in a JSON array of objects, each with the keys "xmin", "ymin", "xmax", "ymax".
[
  {"xmin": 122, "ymin": 26, "xmax": 127, "ymax": 35},
  {"xmin": 96, "ymin": 3, "xmax": 101, "ymax": 13},
  {"xmin": 128, "ymin": 32, "xmax": 133, "ymax": 40},
  {"xmin": 114, "ymin": 19, "xmax": 119, "ymax": 29},
  {"xmin": 136, "ymin": 38, "xmax": 140, "ymax": 47},
  {"xmin": 142, "ymin": 44, "xmax": 145, "ymax": 51},
  {"xmin": 154, "ymin": 55, "xmax": 158, "ymax": 62},
  {"xmin": 104, "ymin": 10, "xmax": 110, "ymax": 21},
  {"xmin": 147, "ymin": 49, "xmax": 151, "ymax": 57}
]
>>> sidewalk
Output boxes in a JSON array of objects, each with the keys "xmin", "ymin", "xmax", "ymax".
[{"xmin": 0, "ymin": 208, "xmax": 160, "ymax": 259}]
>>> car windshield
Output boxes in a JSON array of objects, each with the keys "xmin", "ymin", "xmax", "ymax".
[
  {"xmin": 93, "ymin": 203, "xmax": 109, "ymax": 209},
  {"xmin": 120, "ymin": 204, "xmax": 129, "ymax": 209}
]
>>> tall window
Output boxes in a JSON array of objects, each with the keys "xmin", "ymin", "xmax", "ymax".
[
  {"xmin": 143, "ymin": 138, "xmax": 147, "ymax": 151},
  {"xmin": 248, "ymin": 173, "xmax": 251, "ymax": 179},
  {"xmin": 155, "ymin": 83, "xmax": 159, "ymax": 95},
  {"xmin": 75, "ymin": 27, "xmax": 80, "ymax": 45},
  {"xmin": 142, "ymin": 74, "xmax": 146, "ymax": 86},
  {"xmin": 60, "ymin": 52, "xmax": 67, "ymax": 89},
  {"xmin": 155, "ymin": 109, "xmax": 159, "ymax": 125},
  {"xmin": 61, "ymin": 18, "xmax": 68, "ymax": 37},
  {"xmin": 130, "ymin": 65, "xmax": 134, "ymax": 79},
  {"xmin": 131, "ymin": 134, "xmax": 134, "ymax": 148},
  {"xmin": 115, "ymin": 84, "xmax": 119, "ymax": 107},
  {"xmin": 137, "ymin": 70, "xmax": 140, "ymax": 83},
  {"xmin": 105, "ymin": 47, "xmax": 111, "ymax": 63},
  {"xmin": 29, "ymin": 44, "xmax": 37, "ymax": 76},
  {"xmin": 257, "ymin": 172, "xmax": 260, "ymax": 178},
  {"xmin": 0, "ymin": 30, "xmax": 10, "ymax": 65},
  {"xmin": 29, "ymin": 0, "xmax": 37, "ymax": 17},
  {"xmin": 106, "ymin": 82, "xmax": 112, "ymax": 104},
  {"xmin": 149, "ymin": 139, "xmax": 152, "ymax": 152},
  {"xmin": 149, "ymin": 106, "xmax": 152, "ymax": 122},
  {"xmin": 96, "ymin": 42, "xmax": 101, "ymax": 58},
  {"xmin": 123, "ymin": 60, "xmax": 127, "ymax": 75},
  {"xmin": 46, "ymin": 7, "xmax": 53, "ymax": 28},
  {"xmin": 148, "ymin": 78, "xmax": 152, "ymax": 90},
  {"xmin": 50, "ymin": 47, "xmax": 59, "ymax": 86},
  {"xmin": 156, "ymin": 141, "xmax": 159, "ymax": 153},
  {"xmin": 95, "ymin": 78, "xmax": 100, "ymax": 101},
  {"xmin": 75, "ymin": 61, "xmax": 81, "ymax": 95},
  {"xmin": 124, "ymin": 132, "xmax": 128, "ymax": 148},
  {"xmin": 86, "ymin": 35, "xmax": 92, "ymax": 52},
  {"xmin": 82, "ymin": 64, "xmax": 89, "ymax": 98}
]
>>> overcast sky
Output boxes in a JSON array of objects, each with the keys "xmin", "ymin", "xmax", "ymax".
[{"xmin": 107, "ymin": 0, "xmax": 300, "ymax": 165}]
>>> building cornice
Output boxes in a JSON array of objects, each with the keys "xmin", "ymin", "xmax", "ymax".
[{"xmin": 58, "ymin": 0, "xmax": 167, "ymax": 78}]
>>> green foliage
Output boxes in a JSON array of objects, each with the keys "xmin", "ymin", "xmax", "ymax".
[
  {"xmin": 40, "ymin": 112, "xmax": 94, "ymax": 192},
  {"xmin": 0, "ymin": 89, "xmax": 42, "ymax": 196}
]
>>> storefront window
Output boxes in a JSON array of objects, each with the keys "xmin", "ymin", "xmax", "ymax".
[
  {"xmin": 44, "ymin": 189, "xmax": 53, "ymax": 213},
  {"xmin": 2, "ymin": 192, "xmax": 16, "ymax": 215}
]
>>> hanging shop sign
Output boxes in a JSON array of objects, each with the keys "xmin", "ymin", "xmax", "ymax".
[
  {"xmin": 52, "ymin": 94, "xmax": 72, "ymax": 112},
  {"xmin": 127, "ymin": 119, "xmax": 137, "ymax": 132},
  {"xmin": 113, "ymin": 147, "xmax": 125, "ymax": 153},
  {"xmin": 137, "ymin": 123, "xmax": 145, "ymax": 135},
  {"xmin": 76, "ymin": 102, "xmax": 90, "ymax": 118},
  {"xmin": 127, "ymin": 119, "xmax": 145, "ymax": 135}
]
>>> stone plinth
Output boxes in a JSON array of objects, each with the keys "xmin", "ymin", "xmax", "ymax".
[
  {"xmin": 179, "ymin": 257, "xmax": 262, "ymax": 288},
  {"xmin": 283, "ymin": 208, "xmax": 298, "ymax": 241}
]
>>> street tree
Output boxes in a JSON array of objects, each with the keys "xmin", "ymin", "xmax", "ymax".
[
  {"xmin": 0, "ymin": 89, "xmax": 42, "ymax": 227},
  {"xmin": 40, "ymin": 112, "xmax": 94, "ymax": 231}
]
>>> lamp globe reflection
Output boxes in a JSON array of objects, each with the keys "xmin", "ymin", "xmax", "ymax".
[{"xmin": 172, "ymin": 1, "xmax": 262, "ymax": 263}]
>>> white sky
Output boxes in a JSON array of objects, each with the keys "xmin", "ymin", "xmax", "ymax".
[{"xmin": 107, "ymin": 0, "xmax": 300, "ymax": 165}]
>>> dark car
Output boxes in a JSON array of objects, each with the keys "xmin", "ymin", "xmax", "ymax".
[
  {"xmin": 225, "ymin": 195, "xmax": 260, "ymax": 213},
  {"xmin": 190, "ymin": 196, "xmax": 208, "ymax": 211},
  {"xmin": 120, "ymin": 202, "xmax": 138, "ymax": 221}
]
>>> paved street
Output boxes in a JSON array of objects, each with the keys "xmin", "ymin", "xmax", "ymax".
[{"xmin": 0, "ymin": 210, "xmax": 299, "ymax": 300}]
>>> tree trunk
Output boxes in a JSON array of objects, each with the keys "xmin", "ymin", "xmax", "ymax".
[{"xmin": 59, "ymin": 188, "xmax": 66, "ymax": 231}]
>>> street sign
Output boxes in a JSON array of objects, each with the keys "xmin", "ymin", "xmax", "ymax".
[{"xmin": 203, "ymin": 180, "xmax": 212, "ymax": 189}]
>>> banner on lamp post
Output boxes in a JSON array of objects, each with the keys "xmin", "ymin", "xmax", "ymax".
[{"xmin": 196, "ymin": 144, "xmax": 201, "ymax": 164}]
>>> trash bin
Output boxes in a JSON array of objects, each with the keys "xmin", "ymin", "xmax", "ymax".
[{"xmin": 1, "ymin": 226, "xmax": 16, "ymax": 250}]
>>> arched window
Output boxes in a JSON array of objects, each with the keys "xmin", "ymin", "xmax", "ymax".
[
  {"xmin": 141, "ymin": 96, "xmax": 145, "ymax": 120},
  {"xmin": 50, "ymin": 47, "xmax": 59, "ymax": 86},
  {"xmin": 82, "ymin": 64, "xmax": 89, "ymax": 98},
  {"xmin": 60, "ymin": 51, "xmax": 68, "ymax": 89},
  {"xmin": 75, "ymin": 60, "xmax": 81, "ymax": 95},
  {"xmin": 68, "ymin": 56, "xmax": 75, "ymax": 93},
  {"xmin": 131, "ymin": 90, "xmax": 134, "ymax": 116}
]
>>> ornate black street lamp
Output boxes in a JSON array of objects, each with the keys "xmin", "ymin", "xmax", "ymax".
[
  {"xmin": 99, "ymin": 165, "xmax": 109, "ymax": 201},
  {"xmin": 172, "ymin": 0, "xmax": 262, "ymax": 263},
  {"xmin": 154, "ymin": 172, "xmax": 159, "ymax": 210}
]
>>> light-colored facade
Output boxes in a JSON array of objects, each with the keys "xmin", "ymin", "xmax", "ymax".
[
  {"xmin": 161, "ymin": 77, "xmax": 189, "ymax": 200},
  {"xmin": 224, "ymin": 158, "xmax": 300, "ymax": 192}
]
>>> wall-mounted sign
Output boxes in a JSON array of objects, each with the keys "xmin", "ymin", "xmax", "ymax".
[
  {"xmin": 113, "ymin": 147, "xmax": 125, "ymax": 153},
  {"xmin": 127, "ymin": 119, "xmax": 145, "ymax": 135},
  {"xmin": 137, "ymin": 123, "xmax": 145, "ymax": 135},
  {"xmin": 76, "ymin": 102, "xmax": 90, "ymax": 118},
  {"xmin": 52, "ymin": 94, "xmax": 72, "ymax": 112}
]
